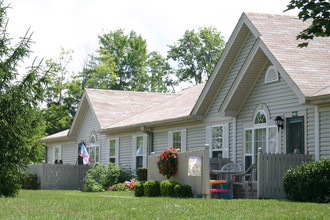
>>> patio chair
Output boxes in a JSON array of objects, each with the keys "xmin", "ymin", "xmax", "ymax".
[{"xmin": 232, "ymin": 163, "xmax": 257, "ymax": 199}]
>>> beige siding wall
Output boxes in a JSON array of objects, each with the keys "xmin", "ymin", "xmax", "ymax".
[
  {"xmin": 117, "ymin": 135, "xmax": 133, "ymax": 168},
  {"xmin": 205, "ymin": 33, "xmax": 256, "ymax": 123},
  {"xmin": 236, "ymin": 62, "xmax": 314, "ymax": 167}
]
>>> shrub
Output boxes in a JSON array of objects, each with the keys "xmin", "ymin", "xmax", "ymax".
[
  {"xmin": 83, "ymin": 178, "xmax": 103, "ymax": 192},
  {"xmin": 157, "ymin": 148, "xmax": 178, "ymax": 179},
  {"xmin": 144, "ymin": 180, "xmax": 160, "ymax": 197},
  {"xmin": 108, "ymin": 183, "xmax": 129, "ymax": 191},
  {"xmin": 137, "ymin": 168, "xmax": 148, "ymax": 181},
  {"xmin": 134, "ymin": 181, "xmax": 145, "ymax": 197},
  {"xmin": 20, "ymin": 171, "xmax": 39, "ymax": 190},
  {"xmin": 283, "ymin": 158, "xmax": 330, "ymax": 203},
  {"xmin": 83, "ymin": 163, "xmax": 134, "ymax": 192},
  {"xmin": 175, "ymin": 184, "xmax": 193, "ymax": 198},
  {"xmin": 160, "ymin": 180, "xmax": 179, "ymax": 197}
]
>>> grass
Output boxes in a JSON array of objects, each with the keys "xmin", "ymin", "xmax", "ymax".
[{"xmin": 0, "ymin": 190, "xmax": 329, "ymax": 219}]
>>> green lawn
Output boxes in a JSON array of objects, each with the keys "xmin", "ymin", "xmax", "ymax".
[{"xmin": 0, "ymin": 190, "xmax": 329, "ymax": 219}]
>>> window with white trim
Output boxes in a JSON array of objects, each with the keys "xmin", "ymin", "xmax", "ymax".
[
  {"xmin": 206, "ymin": 124, "xmax": 229, "ymax": 158},
  {"xmin": 136, "ymin": 136, "xmax": 143, "ymax": 169},
  {"xmin": 109, "ymin": 139, "xmax": 116, "ymax": 164},
  {"xmin": 244, "ymin": 109, "xmax": 278, "ymax": 170},
  {"xmin": 173, "ymin": 131, "xmax": 182, "ymax": 149},
  {"xmin": 168, "ymin": 129, "xmax": 186, "ymax": 151},
  {"xmin": 87, "ymin": 132, "xmax": 100, "ymax": 163},
  {"xmin": 53, "ymin": 145, "xmax": 61, "ymax": 163},
  {"xmin": 212, "ymin": 125, "xmax": 223, "ymax": 158}
]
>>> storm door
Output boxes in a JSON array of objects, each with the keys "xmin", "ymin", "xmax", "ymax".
[{"xmin": 286, "ymin": 116, "xmax": 304, "ymax": 154}]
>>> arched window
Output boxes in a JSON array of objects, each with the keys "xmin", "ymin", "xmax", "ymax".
[
  {"xmin": 254, "ymin": 110, "xmax": 267, "ymax": 125},
  {"xmin": 244, "ymin": 105, "xmax": 278, "ymax": 170}
]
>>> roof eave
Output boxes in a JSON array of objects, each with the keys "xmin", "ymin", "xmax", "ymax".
[
  {"xmin": 306, "ymin": 94, "xmax": 330, "ymax": 105},
  {"xmin": 101, "ymin": 115, "xmax": 198, "ymax": 134}
]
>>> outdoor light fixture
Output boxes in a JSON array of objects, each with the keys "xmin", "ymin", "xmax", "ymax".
[{"xmin": 274, "ymin": 116, "xmax": 284, "ymax": 131}]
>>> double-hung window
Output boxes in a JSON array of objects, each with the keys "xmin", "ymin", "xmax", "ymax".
[
  {"xmin": 87, "ymin": 132, "xmax": 100, "ymax": 163},
  {"xmin": 136, "ymin": 136, "xmax": 143, "ymax": 168},
  {"xmin": 206, "ymin": 124, "xmax": 229, "ymax": 158},
  {"xmin": 109, "ymin": 139, "xmax": 116, "ymax": 164},
  {"xmin": 53, "ymin": 145, "xmax": 61, "ymax": 163},
  {"xmin": 168, "ymin": 129, "xmax": 186, "ymax": 151}
]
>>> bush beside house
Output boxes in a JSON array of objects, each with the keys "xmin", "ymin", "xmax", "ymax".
[{"xmin": 283, "ymin": 158, "xmax": 330, "ymax": 203}]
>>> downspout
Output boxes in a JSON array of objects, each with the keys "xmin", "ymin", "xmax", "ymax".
[
  {"xmin": 233, "ymin": 117, "xmax": 237, "ymax": 163},
  {"xmin": 314, "ymin": 105, "xmax": 320, "ymax": 161}
]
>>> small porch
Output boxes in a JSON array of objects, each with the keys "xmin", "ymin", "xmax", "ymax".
[{"xmin": 147, "ymin": 145, "xmax": 313, "ymax": 199}]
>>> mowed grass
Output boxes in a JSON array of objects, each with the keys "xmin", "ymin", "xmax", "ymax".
[{"xmin": 0, "ymin": 190, "xmax": 329, "ymax": 219}]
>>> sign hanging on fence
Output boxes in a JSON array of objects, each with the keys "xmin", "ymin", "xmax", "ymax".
[{"xmin": 188, "ymin": 156, "xmax": 202, "ymax": 176}]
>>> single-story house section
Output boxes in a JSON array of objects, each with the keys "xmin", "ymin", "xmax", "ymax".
[{"xmin": 42, "ymin": 12, "xmax": 330, "ymax": 172}]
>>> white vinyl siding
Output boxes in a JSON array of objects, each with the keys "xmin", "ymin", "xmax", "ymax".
[
  {"xmin": 205, "ymin": 33, "xmax": 256, "ymax": 123},
  {"xmin": 236, "ymin": 61, "xmax": 314, "ymax": 165}
]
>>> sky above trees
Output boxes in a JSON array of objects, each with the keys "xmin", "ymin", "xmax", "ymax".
[{"xmin": 7, "ymin": 0, "xmax": 298, "ymax": 75}]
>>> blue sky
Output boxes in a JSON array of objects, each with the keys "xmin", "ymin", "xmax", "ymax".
[{"xmin": 7, "ymin": 0, "xmax": 298, "ymax": 74}]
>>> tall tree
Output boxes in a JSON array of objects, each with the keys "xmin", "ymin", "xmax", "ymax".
[
  {"xmin": 82, "ymin": 29, "xmax": 172, "ymax": 92},
  {"xmin": 168, "ymin": 27, "xmax": 226, "ymax": 85},
  {"xmin": 285, "ymin": 0, "xmax": 330, "ymax": 47},
  {"xmin": 0, "ymin": 2, "xmax": 49, "ymax": 197},
  {"xmin": 43, "ymin": 48, "xmax": 82, "ymax": 135}
]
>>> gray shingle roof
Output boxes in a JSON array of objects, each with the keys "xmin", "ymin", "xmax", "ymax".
[
  {"xmin": 245, "ymin": 13, "xmax": 330, "ymax": 98},
  {"xmin": 86, "ymin": 89, "xmax": 179, "ymax": 129}
]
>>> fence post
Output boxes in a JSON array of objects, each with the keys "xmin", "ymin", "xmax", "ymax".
[
  {"xmin": 257, "ymin": 147, "xmax": 262, "ymax": 199},
  {"xmin": 203, "ymin": 144, "xmax": 210, "ymax": 198}
]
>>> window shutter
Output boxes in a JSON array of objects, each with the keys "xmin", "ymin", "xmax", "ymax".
[
  {"xmin": 168, "ymin": 131, "xmax": 173, "ymax": 147},
  {"xmin": 143, "ymin": 134, "xmax": 147, "ymax": 167},
  {"xmin": 53, "ymin": 146, "xmax": 56, "ymax": 163},
  {"xmin": 132, "ymin": 135, "xmax": 136, "ymax": 170},
  {"xmin": 115, "ymin": 138, "xmax": 119, "ymax": 166},
  {"xmin": 107, "ymin": 140, "xmax": 110, "ymax": 165},
  {"xmin": 222, "ymin": 123, "xmax": 230, "ymax": 158},
  {"xmin": 181, "ymin": 129, "xmax": 186, "ymax": 152},
  {"xmin": 206, "ymin": 126, "xmax": 212, "ymax": 158}
]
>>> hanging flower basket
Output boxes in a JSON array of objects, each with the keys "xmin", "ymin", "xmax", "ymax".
[{"xmin": 157, "ymin": 147, "xmax": 178, "ymax": 179}]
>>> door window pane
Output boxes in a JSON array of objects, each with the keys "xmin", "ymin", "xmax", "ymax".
[
  {"xmin": 254, "ymin": 128, "xmax": 266, "ymax": 154},
  {"xmin": 245, "ymin": 130, "xmax": 252, "ymax": 154}
]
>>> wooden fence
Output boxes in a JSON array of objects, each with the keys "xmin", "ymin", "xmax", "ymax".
[
  {"xmin": 28, "ymin": 164, "xmax": 90, "ymax": 190},
  {"xmin": 257, "ymin": 151, "xmax": 313, "ymax": 199}
]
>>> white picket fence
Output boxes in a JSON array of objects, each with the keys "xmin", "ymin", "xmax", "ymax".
[
  {"xmin": 257, "ymin": 152, "xmax": 313, "ymax": 199},
  {"xmin": 28, "ymin": 164, "xmax": 90, "ymax": 190}
]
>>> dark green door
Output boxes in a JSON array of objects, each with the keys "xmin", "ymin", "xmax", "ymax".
[{"xmin": 286, "ymin": 116, "xmax": 304, "ymax": 154}]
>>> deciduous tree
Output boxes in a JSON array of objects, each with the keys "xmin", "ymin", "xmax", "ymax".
[
  {"xmin": 285, "ymin": 0, "xmax": 330, "ymax": 47},
  {"xmin": 168, "ymin": 27, "xmax": 225, "ymax": 85}
]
